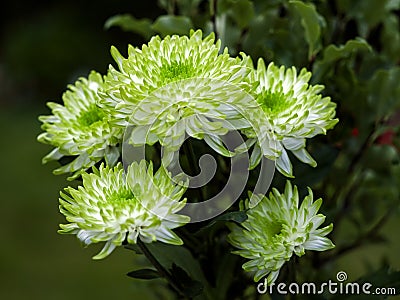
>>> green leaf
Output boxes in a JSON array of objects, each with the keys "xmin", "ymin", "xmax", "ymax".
[
  {"xmin": 318, "ymin": 38, "xmax": 371, "ymax": 64},
  {"xmin": 382, "ymin": 14, "xmax": 400, "ymax": 62},
  {"xmin": 214, "ymin": 253, "xmax": 238, "ymax": 299},
  {"xmin": 151, "ymin": 15, "xmax": 194, "ymax": 36},
  {"xmin": 361, "ymin": 145, "xmax": 398, "ymax": 172},
  {"xmin": 313, "ymin": 38, "xmax": 372, "ymax": 81},
  {"xmin": 127, "ymin": 268, "xmax": 160, "ymax": 280},
  {"xmin": 124, "ymin": 243, "xmax": 143, "ymax": 254},
  {"xmin": 219, "ymin": 0, "xmax": 255, "ymax": 29},
  {"xmin": 145, "ymin": 243, "xmax": 214, "ymax": 298},
  {"xmin": 358, "ymin": 266, "xmax": 400, "ymax": 289},
  {"xmin": 146, "ymin": 243, "xmax": 204, "ymax": 282},
  {"xmin": 212, "ymin": 210, "xmax": 248, "ymax": 223},
  {"xmin": 170, "ymin": 263, "xmax": 204, "ymax": 298},
  {"xmin": 337, "ymin": 0, "xmax": 398, "ymax": 37},
  {"xmin": 367, "ymin": 67, "xmax": 400, "ymax": 120},
  {"xmin": 175, "ymin": 0, "xmax": 204, "ymax": 16},
  {"xmin": 104, "ymin": 14, "xmax": 155, "ymax": 40},
  {"xmin": 290, "ymin": 0, "xmax": 325, "ymax": 59},
  {"xmin": 195, "ymin": 210, "xmax": 248, "ymax": 234},
  {"xmin": 292, "ymin": 143, "xmax": 339, "ymax": 188},
  {"xmin": 104, "ymin": 146, "xmax": 120, "ymax": 166}
]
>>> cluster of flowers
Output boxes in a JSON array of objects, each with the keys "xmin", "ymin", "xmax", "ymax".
[{"xmin": 38, "ymin": 30, "xmax": 337, "ymax": 283}]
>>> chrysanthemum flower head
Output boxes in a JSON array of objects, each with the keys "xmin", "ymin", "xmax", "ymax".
[
  {"xmin": 127, "ymin": 77, "xmax": 257, "ymax": 156},
  {"xmin": 245, "ymin": 59, "xmax": 338, "ymax": 176},
  {"xmin": 58, "ymin": 161, "xmax": 189, "ymax": 259},
  {"xmin": 37, "ymin": 71, "xmax": 123, "ymax": 179},
  {"xmin": 100, "ymin": 30, "xmax": 257, "ymax": 156},
  {"xmin": 227, "ymin": 181, "xmax": 334, "ymax": 283}
]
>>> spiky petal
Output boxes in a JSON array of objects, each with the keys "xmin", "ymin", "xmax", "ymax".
[
  {"xmin": 100, "ymin": 30, "xmax": 257, "ymax": 156},
  {"xmin": 38, "ymin": 71, "xmax": 123, "ymax": 179},
  {"xmin": 59, "ymin": 161, "xmax": 190, "ymax": 259},
  {"xmin": 227, "ymin": 181, "xmax": 334, "ymax": 283},
  {"xmin": 244, "ymin": 60, "xmax": 338, "ymax": 176}
]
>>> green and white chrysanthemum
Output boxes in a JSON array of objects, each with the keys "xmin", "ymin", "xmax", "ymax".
[
  {"xmin": 59, "ymin": 161, "xmax": 189, "ymax": 259},
  {"xmin": 38, "ymin": 71, "xmax": 123, "ymax": 179},
  {"xmin": 100, "ymin": 29, "xmax": 257, "ymax": 155},
  {"xmin": 127, "ymin": 78, "xmax": 257, "ymax": 157},
  {"xmin": 244, "ymin": 60, "xmax": 338, "ymax": 176},
  {"xmin": 227, "ymin": 181, "xmax": 334, "ymax": 283}
]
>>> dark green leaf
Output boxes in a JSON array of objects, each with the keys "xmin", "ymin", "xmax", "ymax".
[
  {"xmin": 313, "ymin": 38, "xmax": 372, "ymax": 81},
  {"xmin": 151, "ymin": 15, "xmax": 194, "ymax": 36},
  {"xmin": 361, "ymin": 144, "xmax": 398, "ymax": 171},
  {"xmin": 219, "ymin": 0, "xmax": 255, "ymax": 29},
  {"xmin": 357, "ymin": 266, "xmax": 400, "ymax": 288},
  {"xmin": 382, "ymin": 14, "xmax": 400, "ymax": 62},
  {"xmin": 145, "ymin": 243, "xmax": 214, "ymax": 298},
  {"xmin": 170, "ymin": 263, "xmax": 204, "ymax": 298},
  {"xmin": 292, "ymin": 143, "xmax": 339, "ymax": 188},
  {"xmin": 367, "ymin": 67, "xmax": 400, "ymax": 120},
  {"xmin": 124, "ymin": 243, "xmax": 143, "ymax": 254},
  {"xmin": 215, "ymin": 14, "xmax": 242, "ymax": 54},
  {"xmin": 212, "ymin": 210, "xmax": 248, "ymax": 223},
  {"xmin": 195, "ymin": 210, "xmax": 248, "ymax": 234},
  {"xmin": 290, "ymin": 0, "xmax": 325, "ymax": 59},
  {"xmin": 127, "ymin": 268, "xmax": 160, "ymax": 280},
  {"xmin": 176, "ymin": 0, "xmax": 205, "ymax": 16},
  {"xmin": 214, "ymin": 253, "xmax": 238, "ymax": 299},
  {"xmin": 146, "ymin": 243, "xmax": 204, "ymax": 282},
  {"xmin": 323, "ymin": 38, "xmax": 372, "ymax": 63},
  {"xmin": 337, "ymin": 0, "xmax": 397, "ymax": 37},
  {"xmin": 104, "ymin": 14, "xmax": 155, "ymax": 39}
]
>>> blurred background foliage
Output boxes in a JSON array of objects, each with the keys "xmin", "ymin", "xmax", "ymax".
[{"xmin": 0, "ymin": 0, "xmax": 399, "ymax": 299}]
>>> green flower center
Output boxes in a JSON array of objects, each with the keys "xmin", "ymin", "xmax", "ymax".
[
  {"xmin": 78, "ymin": 105, "xmax": 106, "ymax": 127},
  {"xmin": 160, "ymin": 61, "xmax": 195, "ymax": 83},
  {"xmin": 108, "ymin": 188, "xmax": 135, "ymax": 204},
  {"xmin": 259, "ymin": 90, "xmax": 293, "ymax": 115},
  {"xmin": 266, "ymin": 219, "xmax": 283, "ymax": 237}
]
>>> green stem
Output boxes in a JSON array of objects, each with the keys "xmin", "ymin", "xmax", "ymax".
[
  {"xmin": 167, "ymin": 0, "xmax": 176, "ymax": 15},
  {"xmin": 331, "ymin": 126, "xmax": 375, "ymax": 225},
  {"xmin": 320, "ymin": 208, "xmax": 393, "ymax": 266},
  {"xmin": 210, "ymin": 0, "xmax": 218, "ymax": 38},
  {"xmin": 180, "ymin": 227, "xmax": 199, "ymax": 249},
  {"xmin": 183, "ymin": 140, "xmax": 207, "ymax": 202},
  {"xmin": 137, "ymin": 240, "xmax": 185, "ymax": 298}
]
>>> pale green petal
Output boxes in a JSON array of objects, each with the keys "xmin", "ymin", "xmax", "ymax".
[
  {"xmin": 59, "ymin": 162, "xmax": 189, "ymax": 259},
  {"xmin": 228, "ymin": 181, "xmax": 334, "ymax": 283},
  {"xmin": 244, "ymin": 61, "xmax": 338, "ymax": 176},
  {"xmin": 291, "ymin": 147, "xmax": 317, "ymax": 167},
  {"xmin": 249, "ymin": 144, "xmax": 262, "ymax": 170},
  {"xmin": 100, "ymin": 30, "xmax": 258, "ymax": 154},
  {"xmin": 93, "ymin": 240, "xmax": 117, "ymax": 260},
  {"xmin": 304, "ymin": 236, "xmax": 335, "ymax": 251},
  {"xmin": 38, "ymin": 71, "xmax": 124, "ymax": 178},
  {"xmin": 275, "ymin": 149, "xmax": 293, "ymax": 178},
  {"xmin": 204, "ymin": 134, "xmax": 234, "ymax": 157}
]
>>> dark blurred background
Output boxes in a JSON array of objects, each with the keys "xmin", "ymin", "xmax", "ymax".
[{"xmin": 0, "ymin": 1, "xmax": 172, "ymax": 299}]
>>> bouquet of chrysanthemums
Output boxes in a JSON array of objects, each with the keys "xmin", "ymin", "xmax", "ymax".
[{"xmin": 38, "ymin": 30, "xmax": 337, "ymax": 299}]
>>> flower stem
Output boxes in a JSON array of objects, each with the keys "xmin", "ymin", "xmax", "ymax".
[
  {"xmin": 210, "ymin": 0, "xmax": 218, "ymax": 39},
  {"xmin": 333, "ymin": 126, "xmax": 375, "ymax": 225},
  {"xmin": 137, "ymin": 240, "xmax": 185, "ymax": 298},
  {"xmin": 183, "ymin": 140, "xmax": 207, "ymax": 202}
]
